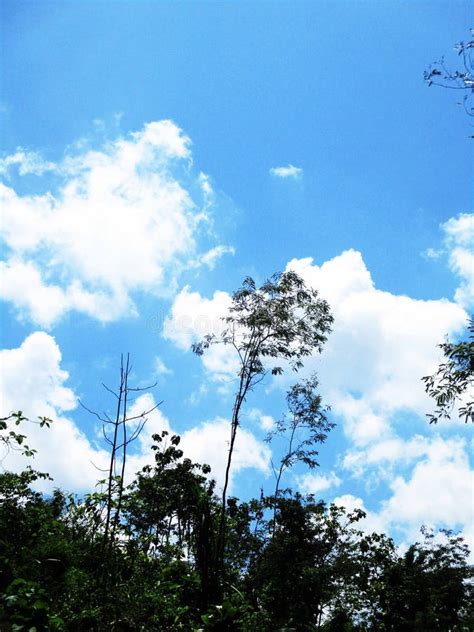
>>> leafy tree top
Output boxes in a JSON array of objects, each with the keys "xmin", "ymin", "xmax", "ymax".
[{"xmin": 193, "ymin": 270, "xmax": 333, "ymax": 380}]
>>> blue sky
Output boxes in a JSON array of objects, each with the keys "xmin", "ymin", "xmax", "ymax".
[{"xmin": 1, "ymin": 1, "xmax": 473, "ymax": 551}]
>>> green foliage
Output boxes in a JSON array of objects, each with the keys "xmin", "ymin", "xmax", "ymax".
[
  {"xmin": 0, "ymin": 431, "xmax": 473, "ymax": 629},
  {"xmin": 2, "ymin": 578, "xmax": 64, "ymax": 631},
  {"xmin": 374, "ymin": 528, "xmax": 474, "ymax": 631},
  {"xmin": 250, "ymin": 495, "xmax": 372, "ymax": 629},
  {"xmin": 193, "ymin": 271, "xmax": 333, "ymax": 375},
  {"xmin": 0, "ymin": 412, "xmax": 53, "ymax": 459},
  {"xmin": 268, "ymin": 374, "xmax": 335, "ymax": 505},
  {"xmin": 423, "ymin": 319, "xmax": 474, "ymax": 423}
]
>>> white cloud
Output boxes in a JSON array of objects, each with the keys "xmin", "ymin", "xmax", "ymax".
[
  {"xmin": 163, "ymin": 286, "xmax": 231, "ymax": 350},
  {"xmin": 269, "ymin": 164, "xmax": 303, "ymax": 179},
  {"xmin": 124, "ymin": 393, "xmax": 174, "ymax": 480},
  {"xmin": 195, "ymin": 245, "xmax": 236, "ymax": 270},
  {"xmin": 180, "ymin": 417, "xmax": 271, "ymax": 490},
  {"xmin": 165, "ymin": 244, "xmax": 467, "ymax": 434},
  {"xmin": 286, "ymin": 244, "xmax": 473, "ymax": 553},
  {"xmin": 0, "ymin": 121, "xmax": 227, "ymax": 327},
  {"xmin": 332, "ymin": 493, "xmax": 365, "ymax": 513},
  {"xmin": 380, "ymin": 436, "xmax": 473, "ymax": 528},
  {"xmin": 0, "ymin": 334, "xmax": 269, "ymax": 494},
  {"xmin": 163, "ymin": 286, "xmax": 239, "ymax": 381},
  {"xmin": 153, "ymin": 355, "xmax": 172, "ymax": 376},
  {"xmin": 342, "ymin": 435, "xmax": 428, "ymax": 479},
  {"xmin": 297, "ymin": 471, "xmax": 342, "ymax": 495},
  {"xmin": 442, "ymin": 212, "xmax": 474, "ymax": 309},
  {"xmin": 334, "ymin": 396, "xmax": 392, "ymax": 447},
  {"xmin": 333, "ymin": 435, "xmax": 474, "ymax": 557},
  {"xmin": 0, "ymin": 149, "xmax": 56, "ymax": 176},
  {"xmin": 0, "ymin": 332, "xmax": 109, "ymax": 492},
  {"xmin": 331, "ymin": 494, "xmax": 386, "ymax": 534},
  {"xmin": 161, "ymin": 228, "xmax": 473, "ymax": 549},
  {"xmin": 248, "ymin": 408, "xmax": 276, "ymax": 432},
  {"xmin": 259, "ymin": 415, "xmax": 276, "ymax": 432},
  {"xmin": 0, "ymin": 332, "xmax": 76, "ymax": 415},
  {"xmin": 286, "ymin": 249, "xmax": 468, "ymax": 444},
  {"xmin": 0, "ymin": 258, "xmax": 128, "ymax": 326}
]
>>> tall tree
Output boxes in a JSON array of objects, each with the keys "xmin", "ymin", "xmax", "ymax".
[
  {"xmin": 267, "ymin": 374, "xmax": 334, "ymax": 532},
  {"xmin": 193, "ymin": 271, "xmax": 333, "ymax": 577},
  {"xmin": 80, "ymin": 354, "xmax": 160, "ymax": 571}
]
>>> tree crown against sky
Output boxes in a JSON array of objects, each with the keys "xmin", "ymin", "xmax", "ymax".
[{"xmin": 193, "ymin": 271, "xmax": 333, "ymax": 581}]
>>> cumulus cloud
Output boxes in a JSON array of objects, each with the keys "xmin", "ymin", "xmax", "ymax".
[
  {"xmin": 286, "ymin": 249, "xmax": 468, "ymax": 443},
  {"xmin": 381, "ymin": 436, "xmax": 473, "ymax": 528},
  {"xmin": 163, "ymin": 286, "xmax": 238, "ymax": 381},
  {"xmin": 165, "ymin": 245, "xmax": 468, "ymax": 429},
  {"xmin": 269, "ymin": 164, "xmax": 303, "ymax": 179},
  {"xmin": 342, "ymin": 435, "xmax": 429, "ymax": 480},
  {"xmin": 0, "ymin": 332, "xmax": 76, "ymax": 415},
  {"xmin": 180, "ymin": 417, "xmax": 271, "ymax": 489},
  {"xmin": 0, "ymin": 332, "xmax": 109, "ymax": 491},
  {"xmin": 0, "ymin": 121, "xmax": 226, "ymax": 327},
  {"xmin": 442, "ymin": 212, "xmax": 474, "ymax": 309},
  {"xmin": 334, "ymin": 436, "xmax": 474, "ymax": 556},
  {"xmin": 163, "ymin": 286, "xmax": 231, "ymax": 350},
  {"xmin": 286, "ymin": 245, "xmax": 473, "ymax": 553}
]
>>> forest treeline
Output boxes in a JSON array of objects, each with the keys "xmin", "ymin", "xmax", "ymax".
[{"xmin": 1, "ymin": 273, "xmax": 473, "ymax": 631}]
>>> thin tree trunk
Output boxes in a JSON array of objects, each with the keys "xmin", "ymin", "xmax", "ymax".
[
  {"xmin": 272, "ymin": 418, "xmax": 297, "ymax": 536},
  {"xmin": 103, "ymin": 355, "xmax": 124, "ymax": 554},
  {"xmin": 110, "ymin": 354, "xmax": 130, "ymax": 549}
]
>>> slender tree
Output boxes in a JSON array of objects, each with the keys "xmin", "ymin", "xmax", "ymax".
[
  {"xmin": 267, "ymin": 374, "xmax": 334, "ymax": 533},
  {"xmin": 193, "ymin": 271, "xmax": 333, "ymax": 582},
  {"xmin": 80, "ymin": 354, "xmax": 160, "ymax": 558}
]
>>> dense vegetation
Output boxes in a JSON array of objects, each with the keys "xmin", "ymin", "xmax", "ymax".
[{"xmin": 1, "ymin": 274, "xmax": 473, "ymax": 631}]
